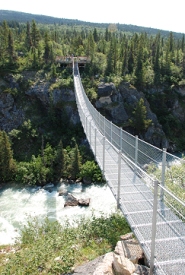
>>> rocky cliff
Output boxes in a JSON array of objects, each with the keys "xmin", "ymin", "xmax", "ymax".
[
  {"xmin": 1, "ymin": 72, "xmax": 185, "ymax": 151},
  {"xmin": 95, "ymin": 81, "xmax": 169, "ymax": 149},
  {"xmin": 0, "ymin": 72, "xmax": 80, "ymax": 133}
]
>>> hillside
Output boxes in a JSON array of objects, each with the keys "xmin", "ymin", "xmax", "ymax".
[{"xmin": 0, "ymin": 9, "xmax": 184, "ymax": 38}]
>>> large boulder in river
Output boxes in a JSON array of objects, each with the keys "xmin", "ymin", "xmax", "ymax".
[
  {"xmin": 64, "ymin": 193, "xmax": 90, "ymax": 207},
  {"xmin": 64, "ymin": 193, "xmax": 79, "ymax": 207},
  {"xmin": 78, "ymin": 198, "xmax": 90, "ymax": 206}
]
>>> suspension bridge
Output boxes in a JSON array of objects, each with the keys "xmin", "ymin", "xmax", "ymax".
[{"xmin": 73, "ymin": 61, "xmax": 185, "ymax": 275}]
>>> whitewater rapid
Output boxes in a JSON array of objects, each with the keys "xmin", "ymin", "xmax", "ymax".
[{"xmin": 0, "ymin": 182, "xmax": 117, "ymax": 245}]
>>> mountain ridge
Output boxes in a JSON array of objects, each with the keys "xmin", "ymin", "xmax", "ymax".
[{"xmin": 0, "ymin": 9, "xmax": 184, "ymax": 38}]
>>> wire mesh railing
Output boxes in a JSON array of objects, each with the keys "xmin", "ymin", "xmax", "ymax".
[{"xmin": 73, "ymin": 61, "xmax": 185, "ymax": 275}]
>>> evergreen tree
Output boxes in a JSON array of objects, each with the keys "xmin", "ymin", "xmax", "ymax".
[
  {"xmin": 44, "ymin": 32, "xmax": 50, "ymax": 63},
  {"xmin": 154, "ymin": 42, "xmax": 161, "ymax": 86},
  {"xmin": 86, "ymin": 32, "xmax": 95, "ymax": 60},
  {"xmin": 135, "ymin": 40, "xmax": 145, "ymax": 88},
  {"xmin": 105, "ymin": 27, "xmax": 109, "ymax": 41},
  {"xmin": 70, "ymin": 143, "xmax": 81, "ymax": 180},
  {"xmin": 93, "ymin": 28, "xmax": 98, "ymax": 42},
  {"xmin": 25, "ymin": 21, "xmax": 32, "ymax": 51},
  {"xmin": 181, "ymin": 35, "xmax": 185, "ymax": 52},
  {"xmin": 122, "ymin": 46, "xmax": 128, "ymax": 76},
  {"xmin": 0, "ymin": 20, "xmax": 9, "ymax": 65},
  {"xmin": 106, "ymin": 35, "xmax": 118, "ymax": 74},
  {"xmin": 7, "ymin": 29, "xmax": 15, "ymax": 64},
  {"xmin": 31, "ymin": 20, "xmax": 40, "ymax": 49},
  {"xmin": 54, "ymin": 140, "xmax": 64, "ymax": 179},
  {"xmin": 127, "ymin": 42, "xmax": 135, "ymax": 74},
  {"xmin": 0, "ymin": 131, "xmax": 16, "ymax": 182},
  {"xmin": 129, "ymin": 98, "xmax": 152, "ymax": 135}
]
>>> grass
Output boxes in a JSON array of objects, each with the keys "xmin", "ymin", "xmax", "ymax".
[{"xmin": 0, "ymin": 212, "xmax": 130, "ymax": 275}]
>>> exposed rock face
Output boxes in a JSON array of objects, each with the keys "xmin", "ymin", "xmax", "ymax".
[
  {"xmin": 98, "ymin": 83, "xmax": 116, "ymax": 97},
  {"xmin": 26, "ymin": 83, "xmax": 76, "ymax": 106},
  {"xmin": 0, "ymin": 92, "xmax": 24, "ymax": 131},
  {"xmin": 26, "ymin": 81, "xmax": 80, "ymax": 125},
  {"xmin": 171, "ymin": 86, "xmax": 185, "ymax": 123},
  {"xmin": 96, "ymin": 82, "xmax": 168, "ymax": 149},
  {"xmin": 0, "ymin": 73, "xmax": 80, "ymax": 132}
]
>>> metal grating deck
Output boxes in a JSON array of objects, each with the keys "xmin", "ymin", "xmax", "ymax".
[{"xmin": 73, "ymin": 63, "xmax": 185, "ymax": 275}]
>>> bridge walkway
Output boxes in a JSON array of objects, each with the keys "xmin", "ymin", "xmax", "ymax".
[{"xmin": 73, "ymin": 63, "xmax": 185, "ymax": 275}]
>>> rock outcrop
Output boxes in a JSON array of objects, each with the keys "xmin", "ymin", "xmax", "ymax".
[
  {"xmin": 95, "ymin": 82, "xmax": 168, "ymax": 148},
  {"xmin": 0, "ymin": 73, "xmax": 80, "ymax": 132},
  {"xmin": 0, "ymin": 77, "xmax": 24, "ymax": 131},
  {"xmin": 26, "ymin": 80, "xmax": 80, "ymax": 125},
  {"xmin": 72, "ymin": 233, "xmax": 149, "ymax": 275}
]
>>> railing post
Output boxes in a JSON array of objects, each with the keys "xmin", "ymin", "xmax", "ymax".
[
  {"xmin": 117, "ymin": 150, "xmax": 121, "ymax": 209},
  {"xmin": 104, "ymin": 116, "xmax": 105, "ymax": 137},
  {"xmin": 150, "ymin": 180, "xmax": 159, "ymax": 275},
  {"xmin": 135, "ymin": 135, "xmax": 138, "ymax": 166},
  {"xmin": 103, "ymin": 136, "xmax": 105, "ymax": 173},
  {"xmin": 95, "ymin": 128, "xmax": 97, "ymax": 157},
  {"xmin": 111, "ymin": 121, "xmax": 113, "ymax": 144},
  {"xmin": 89, "ymin": 120, "xmax": 91, "ymax": 144},
  {"xmin": 85, "ymin": 116, "xmax": 87, "ymax": 135},
  {"xmin": 160, "ymin": 148, "xmax": 166, "ymax": 202},
  {"xmin": 98, "ymin": 112, "xmax": 100, "ymax": 130},
  {"xmin": 120, "ymin": 127, "xmax": 122, "ymax": 152}
]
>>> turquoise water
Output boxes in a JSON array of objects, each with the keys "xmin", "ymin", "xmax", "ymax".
[{"xmin": 0, "ymin": 182, "xmax": 117, "ymax": 245}]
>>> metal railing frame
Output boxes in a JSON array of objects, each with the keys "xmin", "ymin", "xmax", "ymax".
[{"xmin": 73, "ymin": 61, "xmax": 185, "ymax": 275}]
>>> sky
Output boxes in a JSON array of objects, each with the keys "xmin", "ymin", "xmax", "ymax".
[{"xmin": 0, "ymin": 0, "xmax": 185, "ymax": 34}]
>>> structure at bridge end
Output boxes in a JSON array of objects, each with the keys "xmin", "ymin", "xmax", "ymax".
[{"xmin": 56, "ymin": 56, "xmax": 90, "ymax": 69}]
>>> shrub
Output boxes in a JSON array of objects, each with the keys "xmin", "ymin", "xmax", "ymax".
[
  {"xmin": 0, "ymin": 213, "xmax": 130, "ymax": 274},
  {"xmin": 79, "ymin": 160, "xmax": 103, "ymax": 182}
]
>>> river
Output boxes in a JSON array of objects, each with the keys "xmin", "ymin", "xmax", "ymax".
[{"xmin": 0, "ymin": 181, "xmax": 117, "ymax": 246}]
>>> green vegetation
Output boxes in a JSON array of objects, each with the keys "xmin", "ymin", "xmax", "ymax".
[
  {"xmin": 0, "ymin": 212, "xmax": 130, "ymax": 275},
  {"xmin": 0, "ymin": 128, "xmax": 104, "ymax": 185},
  {"xmin": 129, "ymin": 98, "xmax": 152, "ymax": 134},
  {"xmin": 0, "ymin": 11, "xmax": 185, "ymax": 183},
  {"xmin": 146, "ymin": 159, "xmax": 185, "ymax": 217},
  {"xmin": 0, "ymin": 131, "xmax": 16, "ymax": 182}
]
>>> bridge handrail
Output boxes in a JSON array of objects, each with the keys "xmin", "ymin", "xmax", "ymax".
[
  {"xmin": 74, "ymin": 61, "xmax": 185, "ymax": 214},
  {"xmin": 74, "ymin": 61, "xmax": 185, "ymax": 275}
]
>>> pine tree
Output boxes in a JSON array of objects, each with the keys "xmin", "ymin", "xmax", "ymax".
[
  {"xmin": 181, "ymin": 35, "xmax": 185, "ymax": 52},
  {"xmin": 44, "ymin": 32, "xmax": 50, "ymax": 63},
  {"xmin": 54, "ymin": 140, "xmax": 64, "ymax": 179},
  {"xmin": 129, "ymin": 98, "xmax": 152, "ymax": 135},
  {"xmin": 106, "ymin": 36, "xmax": 118, "ymax": 74},
  {"xmin": 31, "ymin": 20, "xmax": 40, "ymax": 49},
  {"xmin": 0, "ymin": 20, "xmax": 9, "ymax": 65},
  {"xmin": 135, "ymin": 42, "xmax": 145, "ymax": 88},
  {"xmin": 122, "ymin": 46, "xmax": 128, "ymax": 76},
  {"xmin": 70, "ymin": 143, "xmax": 81, "ymax": 180},
  {"xmin": 154, "ymin": 42, "xmax": 161, "ymax": 86},
  {"xmin": 0, "ymin": 131, "xmax": 16, "ymax": 182},
  {"xmin": 93, "ymin": 28, "xmax": 98, "ymax": 42},
  {"xmin": 7, "ymin": 29, "xmax": 15, "ymax": 64},
  {"xmin": 86, "ymin": 32, "xmax": 95, "ymax": 60},
  {"xmin": 25, "ymin": 21, "xmax": 32, "ymax": 51}
]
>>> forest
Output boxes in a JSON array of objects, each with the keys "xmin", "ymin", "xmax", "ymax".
[{"xmin": 0, "ymin": 11, "xmax": 185, "ymax": 185}]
